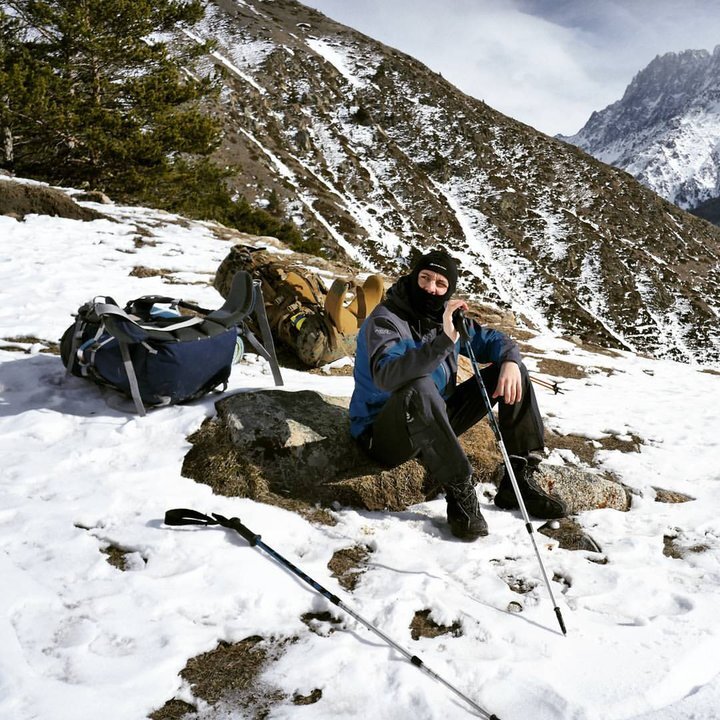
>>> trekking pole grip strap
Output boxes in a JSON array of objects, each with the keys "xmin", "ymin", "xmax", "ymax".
[
  {"xmin": 164, "ymin": 508, "xmax": 219, "ymax": 526},
  {"xmin": 163, "ymin": 509, "xmax": 260, "ymax": 546}
]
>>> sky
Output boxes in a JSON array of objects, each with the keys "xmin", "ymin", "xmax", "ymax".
[
  {"xmin": 301, "ymin": 0, "xmax": 720, "ymax": 136},
  {"xmin": 2, "ymin": 176, "xmax": 720, "ymax": 719}
]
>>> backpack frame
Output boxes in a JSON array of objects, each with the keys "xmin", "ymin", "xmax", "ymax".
[{"xmin": 61, "ymin": 271, "xmax": 282, "ymax": 415}]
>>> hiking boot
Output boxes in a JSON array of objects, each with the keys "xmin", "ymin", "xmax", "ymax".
[
  {"xmin": 445, "ymin": 479, "xmax": 489, "ymax": 540},
  {"xmin": 494, "ymin": 456, "xmax": 567, "ymax": 519}
]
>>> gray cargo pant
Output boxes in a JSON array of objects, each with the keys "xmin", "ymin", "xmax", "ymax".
[{"xmin": 357, "ymin": 362, "xmax": 543, "ymax": 488}]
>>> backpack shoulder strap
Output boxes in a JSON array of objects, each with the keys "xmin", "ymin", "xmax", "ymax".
[
  {"xmin": 118, "ymin": 341, "xmax": 146, "ymax": 416},
  {"xmin": 285, "ymin": 269, "xmax": 326, "ymax": 306},
  {"xmin": 324, "ymin": 274, "xmax": 384, "ymax": 335},
  {"xmin": 358, "ymin": 274, "xmax": 384, "ymax": 321},
  {"xmin": 324, "ymin": 279, "xmax": 358, "ymax": 335},
  {"xmin": 247, "ymin": 280, "xmax": 284, "ymax": 387}
]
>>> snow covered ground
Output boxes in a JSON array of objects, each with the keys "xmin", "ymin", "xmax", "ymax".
[{"xmin": 1, "ymin": 180, "xmax": 719, "ymax": 720}]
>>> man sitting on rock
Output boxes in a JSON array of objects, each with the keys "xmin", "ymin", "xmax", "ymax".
[{"xmin": 350, "ymin": 250, "xmax": 566, "ymax": 541}]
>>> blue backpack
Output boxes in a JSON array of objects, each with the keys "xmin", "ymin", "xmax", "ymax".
[{"xmin": 61, "ymin": 271, "xmax": 282, "ymax": 414}]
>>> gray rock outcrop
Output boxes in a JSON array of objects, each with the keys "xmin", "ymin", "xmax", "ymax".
[
  {"xmin": 528, "ymin": 464, "xmax": 630, "ymax": 514},
  {"xmin": 182, "ymin": 389, "xmax": 630, "ymax": 523},
  {"xmin": 182, "ymin": 389, "xmax": 499, "ymax": 517}
]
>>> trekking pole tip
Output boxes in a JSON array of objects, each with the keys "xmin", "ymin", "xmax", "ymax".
[{"xmin": 555, "ymin": 607, "xmax": 567, "ymax": 635}]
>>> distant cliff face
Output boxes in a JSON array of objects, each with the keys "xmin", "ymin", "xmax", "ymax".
[
  {"xmin": 559, "ymin": 47, "xmax": 720, "ymax": 211},
  {"xmin": 182, "ymin": 1, "xmax": 720, "ymax": 364}
]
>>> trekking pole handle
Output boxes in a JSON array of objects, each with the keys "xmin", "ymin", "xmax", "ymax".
[
  {"xmin": 215, "ymin": 514, "xmax": 261, "ymax": 546},
  {"xmin": 164, "ymin": 508, "xmax": 219, "ymax": 526},
  {"xmin": 452, "ymin": 308, "xmax": 471, "ymax": 343}
]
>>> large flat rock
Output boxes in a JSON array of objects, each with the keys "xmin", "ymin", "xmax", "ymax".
[
  {"xmin": 182, "ymin": 389, "xmax": 498, "ymax": 515},
  {"xmin": 182, "ymin": 390, "xmax": 630, "ymax": 521}
]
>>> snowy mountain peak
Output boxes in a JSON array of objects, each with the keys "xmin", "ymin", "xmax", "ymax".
[{"xmin": 560, "ymin": 46, "xmax": 720, "ymax": 210}]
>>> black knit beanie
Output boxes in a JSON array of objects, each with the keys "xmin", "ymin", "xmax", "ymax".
[{"xmin": 410, "ymin": 250, "xmax": 458, "ymax": 296}]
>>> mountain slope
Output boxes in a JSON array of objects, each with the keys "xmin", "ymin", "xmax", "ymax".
[
  {"xmin": 559, "ymin": 47, "xmax": 720, "ymax": 211},
  {"xmin": 180, "ymin": 0, "xmax": 720, "ymax": 365}
]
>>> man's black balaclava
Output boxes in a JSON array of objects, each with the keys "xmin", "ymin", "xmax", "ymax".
[{"xmin": 407, "ymin": 250, "xmax": 459, "ymax": 320}]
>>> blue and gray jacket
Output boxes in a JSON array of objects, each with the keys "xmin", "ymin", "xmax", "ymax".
[{"xmin": 349, "ymin": 276, "xmax": 521, "ymax": 438}]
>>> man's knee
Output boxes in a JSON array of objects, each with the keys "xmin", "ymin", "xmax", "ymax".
[
  {"xmin": 490, "ymin": 360, "xmax": 532, "ymax": 401},
  {"xmin": 401, "ymin": 376, "xmax": 445, "ymax": 425},
  {"xmin": 398, "ymin": 377, "xmax": 470, "ymax": 482}
]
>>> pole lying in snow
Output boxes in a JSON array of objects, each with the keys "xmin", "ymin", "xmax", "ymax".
[
  {"xmin": 453, "ymin": 312, "xmax": 567, "ymax": 636},
  {"xmin": 164, "ymin": 508, "xmax": 502, "ymax": 720}
]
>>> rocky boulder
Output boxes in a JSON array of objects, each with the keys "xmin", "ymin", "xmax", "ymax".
[
  {"xmin": 182, "ymin": 389, "xmax": 500, "ymax": 520},
  {"xmin": 520, "ymin": 463, "xmax": 631, "ymax": 515},
  {"xmin": 182, "ymin": 389, "xmax": 630, "ymax": 524},
  {"xmin": 538, "ymin": 518, "xmax": 604, "ymax": 554}
]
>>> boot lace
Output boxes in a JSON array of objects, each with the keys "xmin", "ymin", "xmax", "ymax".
[{"xmin": 450, "ymin": 481, "xmax": 480, "ymax": 517}]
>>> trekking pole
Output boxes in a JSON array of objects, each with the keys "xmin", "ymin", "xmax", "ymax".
[
  {"xmin": 529, "ymin": 375, "xmax": 564, "ymax": 395},
  {"xmin": 164, "ymin": 508, "xmax": 501, "ymax": 720},
  {"xmin": 453, "ymin": 313, "xmax": 567, "ymax": 636}
]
